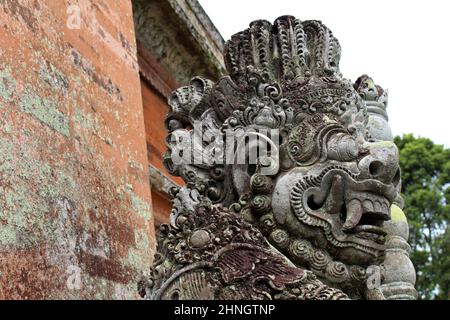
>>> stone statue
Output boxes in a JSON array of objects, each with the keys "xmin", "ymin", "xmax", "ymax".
[{"xmin": 138, "ymin": 16, "xmax": 417, "ymax": 300}]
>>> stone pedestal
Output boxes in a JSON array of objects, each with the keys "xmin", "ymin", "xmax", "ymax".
[{"xmin": 380, "ymin": 205, "xmax": 417, "ymax": 299}]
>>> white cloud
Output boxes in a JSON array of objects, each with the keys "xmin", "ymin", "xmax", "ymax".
[{"xmin": 199, "ymin": 0, "xmax": 450, "ymax": 147}]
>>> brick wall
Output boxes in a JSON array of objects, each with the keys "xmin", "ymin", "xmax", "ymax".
[
  {"xmin": 0, "ymin": 0, "xmax": 153, "ymax": 299},
  {"xmin": 141, "ymin": 80, "xmax": 183, "ymax": 226}
]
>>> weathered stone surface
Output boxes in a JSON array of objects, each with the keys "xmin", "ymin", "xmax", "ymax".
[
  {"xmin": 0, "ymin": 0, "xmax": 153, "ymax": 299},
  {"xmin": 132, "ymin": 0, "xmax": 225, "ymax": 89},
  {"xmin": 140, "ymin": 16, "xmax": 417, "ymax": 300}
]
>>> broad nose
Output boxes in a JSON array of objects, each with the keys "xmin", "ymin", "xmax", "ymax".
[{"xmin": 357, "ymin": 141, "xmax": 400, "ymax": 185}]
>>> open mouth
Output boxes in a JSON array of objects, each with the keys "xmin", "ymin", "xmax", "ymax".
[
  {"xmin": 299, "ymin": 169, "xmax": 396, "ymax": 245},
  {"xmin": 340, "ymin": 192, "xmax": 390, "ymax": 244}
]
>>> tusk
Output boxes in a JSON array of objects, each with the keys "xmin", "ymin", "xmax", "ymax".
[
  {"xmin": 343, "ymin": 199, "xmax": 363, "ymax": 231},
  {"xmin": 324, "ymin": 175, "xmax": 344, "ymax": 215}
]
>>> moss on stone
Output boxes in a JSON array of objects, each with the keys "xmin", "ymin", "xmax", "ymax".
[
  {"xmin": 19, "ymin": 89, "xmax": 70, "ymax": 137},
  {"xmin": 130, "ymin": 192, "xmax": 152, "ymax": 222},
  {"xmin": 390, "ymin": 204, "xmax": 407, "ymax": 222},
  {"xmin": 39, "ymin": 61, "xmax": 69, "ymax": 94},
  {"xmin": 0, "ymin": 65, "xmax": 16, "ymax": 103}
]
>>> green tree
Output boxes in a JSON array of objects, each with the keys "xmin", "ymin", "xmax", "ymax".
[{"xmin": 394, "ymin": 134, "xmax": 450, "ymax": 299}]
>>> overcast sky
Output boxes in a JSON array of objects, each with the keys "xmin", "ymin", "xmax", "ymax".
[{"xmin": 199, "ymin": 0, "xmax": 450, "ymax": 147}]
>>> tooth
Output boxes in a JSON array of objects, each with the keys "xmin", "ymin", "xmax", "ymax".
[
  {"xmin": 374, "ymin": 201, "xmax": 382, "ymax": 213},
  {"xmin": 343, "ymin": 199, "xmax": 363, "ymax": 231},
  {"xmin": 381, "ymin": 202, "xmax": 391, "ymax": 220},
  {"xmin": 362, "ymin": 200, "xmax": 374, "ymax": 213}
]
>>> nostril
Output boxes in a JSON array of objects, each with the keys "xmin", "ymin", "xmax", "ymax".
[
  {"xmin": 369, "ymin": 160, "xmax": 384, "ymax": 177},
  {"xmin": 307, "ymin": 194, "xmax": 322, "ymax": 210}
]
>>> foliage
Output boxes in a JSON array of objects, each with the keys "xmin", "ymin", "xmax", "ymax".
[{"xmin": 394, "ymin": 134, "xmax": 450, "ymax": 299}]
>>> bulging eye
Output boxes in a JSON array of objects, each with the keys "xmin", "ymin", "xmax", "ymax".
[{"xmin": 326, "ymin": 133, "xmax": 360, "ymax": 161}]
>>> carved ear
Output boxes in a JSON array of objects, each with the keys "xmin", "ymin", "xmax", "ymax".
[{"xmin": 232, "ymin": 131, "xmax": 280, "ymax": 195}]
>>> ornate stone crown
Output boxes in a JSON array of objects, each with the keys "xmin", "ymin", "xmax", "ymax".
[{"xmin": 166, "ymin": 17, "xmax": 362, "ymax": 124}]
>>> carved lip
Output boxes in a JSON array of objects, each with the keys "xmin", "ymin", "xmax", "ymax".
[
  {"xmin": 344, "ymin": 224, "xmax": 387, "ymax": 244},
  {"xmin": 352, "ymin": 225, "xmax": 387, "ymax": 236}
]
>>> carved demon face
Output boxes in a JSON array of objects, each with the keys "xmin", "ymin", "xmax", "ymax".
[{"xmin": 269, "ymin": 112, "xmax": 400, "ymax": 266}]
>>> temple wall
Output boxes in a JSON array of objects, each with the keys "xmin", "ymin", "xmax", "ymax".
[
  {"xmin": 133, "ymin": 0, "xmax": 225, "ymax": 226},
  {"xmin": 0, "ymin": 0, "xmax": 154, "ymax": 299}
]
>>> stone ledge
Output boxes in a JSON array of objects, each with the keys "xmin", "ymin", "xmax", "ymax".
[
  {"xmin": 133, "ymin": 0, "xmax": 225, "ymax": 90},
  {"xmin": 148, "ymin": 163, "xmax": 178, "ymax": 196}
]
